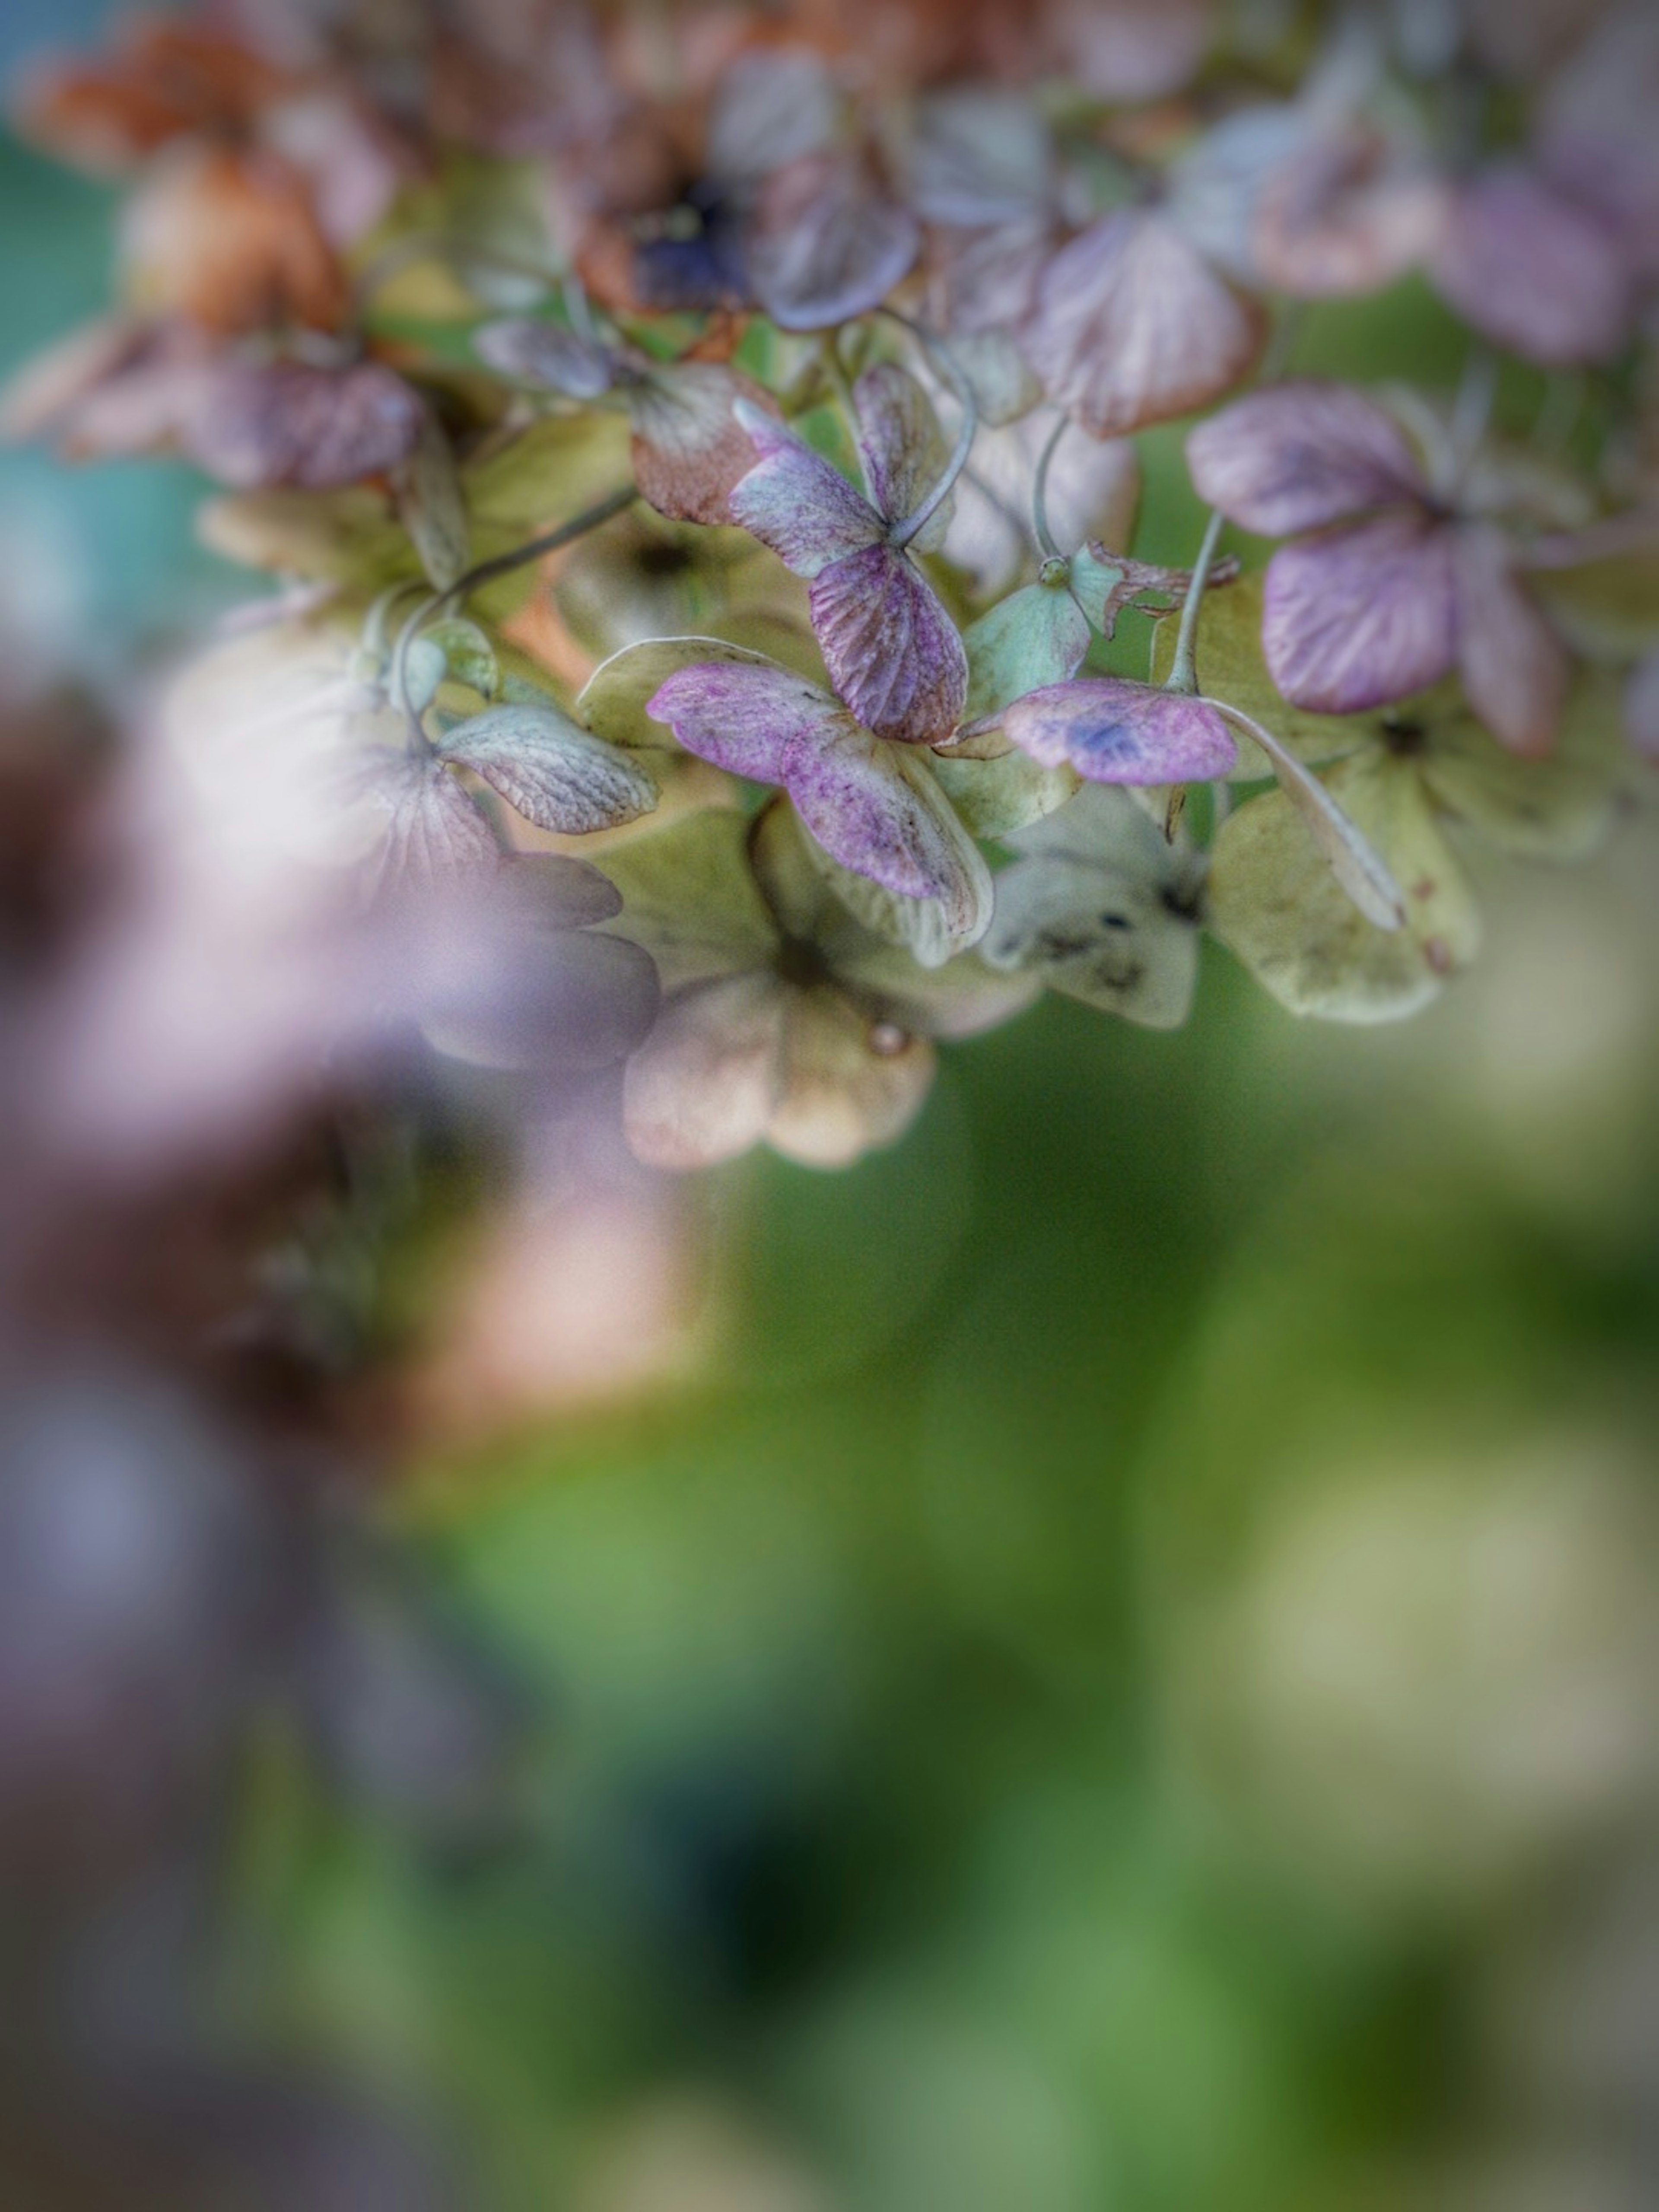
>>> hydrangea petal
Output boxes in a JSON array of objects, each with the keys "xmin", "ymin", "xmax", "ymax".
[
  {"xmin": 623, "ymin": 973, "xmax": 785, "ymax": 1170},
  {"xmin": 769, "ymin": 988, "xmax": 936, "ymax": 1168},
  {"xmin": 746, "ymin": 147, "xmax": 920, "ymax": 332},
  {"xmin": 727, "ymin": 400, "xmax": 884, "ymax": 578},
  {"xmin": 1027, "ymin": 210, "xmax": 1265, "ymax": 439},
  {"xmin": 364, "ymin": 758, "xmax": 499, "ymax": 894},
  {"xmin": 1263, "ymin": 511, "xmax": 1458, "ymax": 715},
  {"xmin": 1002, "ymin": 678, "xmax": 1237, "ymax": 785},
  {"xmin": 1452, "ymin": 523, "xmax": 1569, "ymax": 760},
  {"xmin": 809, "ymin": 540, "xmax": 968, "ymax": 745},
  {"xmin": 963, "ymin": 580, "xmax": 1093, "ymax": 721},
  {"xmin": 910, "ymin": 88, "xmax": 1052, "ymax": 226},
  {"xmin": 1148, "ymin": 572, "xmax": 1367, "ymax": 773},
  {"xmin": 594, "ymin": 808, "xmax": 781, "ymax": 992},
  {"xmin": 183, "ymin": 359, "xmax": 424, "ymax": 490},
  {"xmin": 853, "ymin": 362, "xmax": 951, "ymax": 540},
  {"xmin": 1187, "ymin": 380, "xmax": 1427, "ymax": 537},
  {"xmin": 1208, "ymin": 752, "xmax": 1480, "ymax": 1023},
  {"xmin": 1417, "ymin": 670, "xmax": 1623, "ymax": 859},
  {"xmin": 1251, "ymin": 128, "xmax": 1444, "ymax": 300},
  {"xmin": 471, "ymin": 318, "xmax": 619, "ymax": 399},
  {"xmin": 1431, "ymin": 164, "xmax": 1630, "ymax": 368},
  {"xmin": 983, "ymin": 785, "xmax": 1204, "ymax": 1028},
  {"xmin": 628, "ymin": 364, "xmax": 775, "ymax": 528},
  {"xmin": 1626, "ymin": 651, "xmax": 1659, "ymax": 766},
  {"xmin": 438, "ymin": 704, "xmax": 658, "ymax": 834}
]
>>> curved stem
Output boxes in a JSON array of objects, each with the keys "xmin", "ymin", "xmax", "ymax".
[
  {"xmin": 1032, "ymin": 413, "xmax": 1069, "ymax": 563},
  {"xmin": 887, "ymin": 327, "xmax": 978, "ymax": 552},
  {"xmin": 1164, "ymin": 509, "xmax": 1228, "ymax": 696}
]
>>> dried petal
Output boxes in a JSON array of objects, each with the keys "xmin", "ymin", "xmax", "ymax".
[
  {"xmin": 854, "ymin": 362, "xmax": 951, "ymax": 539},
  {"xmin": 1027, "ymin": 210, "xmax": 1265, "ymax": 439},
  {"xmin": 439, "ymin": 704, "xmax": 658, "ymax": 833},
  {"xmin": 182, "ymin": 360, "xmax": 424, "ymax": 490},
  {"xmin": 910, "ymin": 89, "xmax": 1052, "ymax": 227},
  {"xmin": 809, "ymin": 540, "xmax": 969, "ymax": 745},
  {"xmin": 594, "ymin": 808, "xmax": 781, "ymax": 989},
  {"xmin": 647, "ymin": 660, "xmax": 982, "ymax": 916},
  {"xmin": 1187, "ymin": 380, "xmax": 1427, "ymax": 537},
  {"xmin": 746, "ymin": 148, "xmax": 920, "ymax": 332},
  {"xmin": 931, "ymin": 214, "xmax": 1054, "ymax": 338},
  {"xmin": 1452, "ymin": 524, "xmax": 1568, "ymax": 759},
  {"xmin": 1417, "ymin": 670, "xmax": 1623, "ymax": 858},
  {"xmin": 706, "ymin": 49, "xmax": 842, "ymax": 189},
  {"xmin": 983, "ymin": 785, "xmax": 1205, "ymax": 1028},
  {"xmin": 471, "ymin": 318, "xmax": 620, "ymax": 399},
  {"xmin": 1263, "ymin": 511, "xmax": 1458, "ymax": 715},
  {"xmin": 728, "ymin": 401, "xmax": 884, "ymax": 578},
  {"xmin": 121, "ymin": 142, "xmax": 346, "ymax": 334},
  {"xmin": 1627, "ymin": 651, "xmax": 1659, "ymax": 766},
  {"xmin": 1208, "ymin": 751, "xmax": 1480, "ymax": 1023},
  {"xmin": 623, "ymin": 972, "xmax": 785, "ymax": 1170},
  {"xmin": 770, "ymin": 988, "xmax": 936, "ymax": 1167},
  {"xmin": 1431, "ymin": 164, "xmax": 1631, "ymax": 369},
  {"xmin": 629, "ymin": 365, "xmax": 776, "ymax": 528},
  {"xmin": 396, "ymin": 410, "xmax": 470, "ymax": 591},
  {"xmin": 1001, "ymin": 678, "xmax": 1237, "ymax": 784},
  {"xmin": 365, "ymin": 758, "xmax": 500, "ymax": 893},
  {"xmin": 963, "ymin": 579, "xmax": 1093, "ymax": 721},
  {"xmin": 1252, "ymin": 127, "xmax": 1443, "ymax": 299}
]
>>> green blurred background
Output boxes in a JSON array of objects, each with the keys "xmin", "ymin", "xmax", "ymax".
[{"xmin": 5, "ymin": 19, "xmax": 1659, "ymax": 2204}]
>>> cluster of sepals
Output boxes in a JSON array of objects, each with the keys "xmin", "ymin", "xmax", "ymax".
[{"xmin": 10, "ymin": 0, "xmax": 1659, "ymax": 1169}]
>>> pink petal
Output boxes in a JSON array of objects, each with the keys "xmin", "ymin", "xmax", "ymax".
[
  {"xmin": 629, "ymin": 364, "xmax": 776, "ymax": 527},
  {"xmin": 1002, "ymin": 680, "xmax": 1236, "ymax": 784},
  {"xmin": 1027, "ymin": 210, "xmax": 1264, "ymax": 439},
  {"xmin": 810, "ymin": 541, "xmax": 968, "ymax": 745},
  {"xmin": 1186, "ymin": 379, "xmax": 1427, "ymax": 537},
  {"xmin": 183, "ymin": 359, "xmax": 425, "ymax": 490},
  {"xmin": 1453, "ymin": 523, "xmax": 1568, "ymax": 759},
  {"xmin": 647, "ymin": 659, "xmax": 848, "ymax": 786},
  {"xmin": 727, "ymin": 400, "xmax": 884, "ymax": 578},
  {"xmin": 1263, "ymin": 512, "xmax": 1458, "ymax": 714},
  {"xmin": 930, "ymin": 213, "xmax": 1054, "ymax": 336},
  {"xmin": 1251, "ymin": 127, "xmax": 1444, "ymax": 300},
  {"xmin": 746, "ymin": 146, "xmax": 920, "ymax": 331},
  {"xmin": 1431, "ymin": 163, "xmax": 1631, "ymax": 368}
]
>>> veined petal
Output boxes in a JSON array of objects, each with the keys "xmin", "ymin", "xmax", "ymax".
[
  {"xmin": 1027, "ymin": 210, "xmax": 1265, "ymax": 439},
  {"xmin": 1002, "ymin": 678, "xmax": 1236, "ymax": 784},
  {"xmin": 963, "ymin": 580, "xmax": 1093, "ymax": 722},
  {"xmin": 1453, "ymin": 523, "xmax": 1568, "ymax": 759},
  {"xmin": 746, "ymin": 147, "xmax": 920, "ymax": 332},
  {"xmin": 363, "ymin": 757, "xmax": 500, "ymax": 895},
  {"xmin": 1431, "ymin": 163, "xmax": 1631, "ymax": 369},
  {"xmin": 648, "ymin": 658, "xmax": 849, "ymax": 785},
  {"xmin": 727, "ymin": 400, "xmax": 884, "ymax": 578},
  {"xmin": 809, "ymin": 541, "xmax": 968, "ymax": 745},
  {"xmin": 629, "ymin": 364, "xmax": 776, "ymax": 528},
  {"xmin": 1187, "ymin": 379, "xmax": 1428, "ymax": 536},
  {"xmin": 438, "ymin": 704, "xmax": 658, "ymax": 834},
  {"xmin": 623, "ymin": 973, "xmax": 786, "ymax": 1170},
  {"xmin": 853, "ymin": 361, "xmax": 951, "ymax": 537},
  {"xmin": 594, "ymin": 808, "xmax": 780, "ymax": 991},
  {"xmin": 1263, "ymin": 512, "xmax": 1458, "ymax": 715}
]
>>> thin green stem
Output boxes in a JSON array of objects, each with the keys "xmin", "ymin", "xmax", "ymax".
[
  {"xmin": 1165, "ymin": 509, "xmax": 1228, "ymax": 697},
  {"xmin": 1031, "ymin": 414, "xmax": 1069, "ymax": 563}
]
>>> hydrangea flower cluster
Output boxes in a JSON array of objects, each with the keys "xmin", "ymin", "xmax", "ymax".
[{"xmin": 11, "ymin": 0, "xmax": 1657, "ymax": 1171}]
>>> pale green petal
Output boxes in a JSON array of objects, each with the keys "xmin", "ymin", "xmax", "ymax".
[
  {"xmin": 462, "ymin": 411, "xmax": 633, "ymax": 537},
  {"xmin": 769, "ymin": 986, "xmax": 937, "ymax": 1167},
  {"xmin": 1530, "ymin": 544, "xmax": 1659, "ymax": 661},
  {"xmin": 931, "ymin": 746, "xmax": 1081, "ymax": 838},
  {"xmin": 963, "ymin": 578, "xmax": 1092, "ymax": 721},
  {"xmin": 1420, "ymin": 667, "xmax": 1626, "ymax": 860},
  {"xmin": 1208, "ymin": 752, "xmax": 1481, "ymax": 1024},
  {"xmin": 831, "ymin": 940, "xmax": 1040, "ymax": 1039},
  {"xmin": 982, "ymin": 785, "xmax": 1205, "ymax": 1028},
  {"xmin": 594, "ymin": 808, "xmax": 779, "ymax": 989},
  {"xmin": 1150, "ymin": 573, "xmax": 1368, "ymax": 775}
]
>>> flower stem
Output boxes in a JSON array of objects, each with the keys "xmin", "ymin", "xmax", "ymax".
[
  {"xmin": 1031, "ymin": 414, "xmax": 1069, "ymax": 562},
  {"xmin": 1164, "ymin": 509, "xmax": 1227, "ymax": 696}
]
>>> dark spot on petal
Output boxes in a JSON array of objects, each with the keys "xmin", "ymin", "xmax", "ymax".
[
  {"xmin": 1098, "ymin": 911, "xmax": 1132, "ymax": 931},
  {"xmin": 1381, "ymin": 715, "xmax": 1429, "ymax": 756},
  {"xmin": 1424, "ymin": 936, "xmax": 1454, "ymax": 974}
]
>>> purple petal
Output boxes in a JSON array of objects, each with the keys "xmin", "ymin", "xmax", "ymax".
[
  {"xmin": 746, "ymin": 147, "xmax": 921, "ymax": 331},
  {"xmin": 931, "ymin": 213, "xmax": 1055, "ymax": 337},
  {"xmin": 727, "ymin": 400, "xmax": 884, "ymax": 578},
  {"xmin": 1263, "ymin": 512, "xmax": 1458, "ymax": 715},
  {"xmin": 1625, "ymin": 650, "xmax": 1659, "ymax": 765},
  {"xmin": 1187, "ymin": 379, "xmax": 1428, "ymax": 536},
  {"xmin": 471, "ymin": 319, "xmax": 619, "ymax": 399},
  {"xmin": 184, "ymin": 361, "xmax": 425, "ymax": 491},
  {"xmin": 1250, "ymin": 127, "xmax": 1444, "ymax": 301},
  {"xmin": 647, "ymin": 659, "xmax": 847, "ymax": 785},
  {"xmin": 1002, "ymin": 680, "xmax": 1237, "ymax": 784},
  {"xmin": 853, "ymin": 361, "xmax": 947, "ymax": 531},
  {"xmin": 1453, "ymin": 523, "xmax": 1568, "ymax": 759},
  {"xmin": 1027, "ymin": 210, "xmax": 1265, "ymax": 439},
  {"xmin": 810, "ymin": 541, "xmax": 969, "ymax": 746},
  {"xmin": 1431, "ymin": 163, "xmax": 1631, "ymax": 369},
  {"xmin": 646, "ymin": 662, "xmax": 976, "ymax": 906}
]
